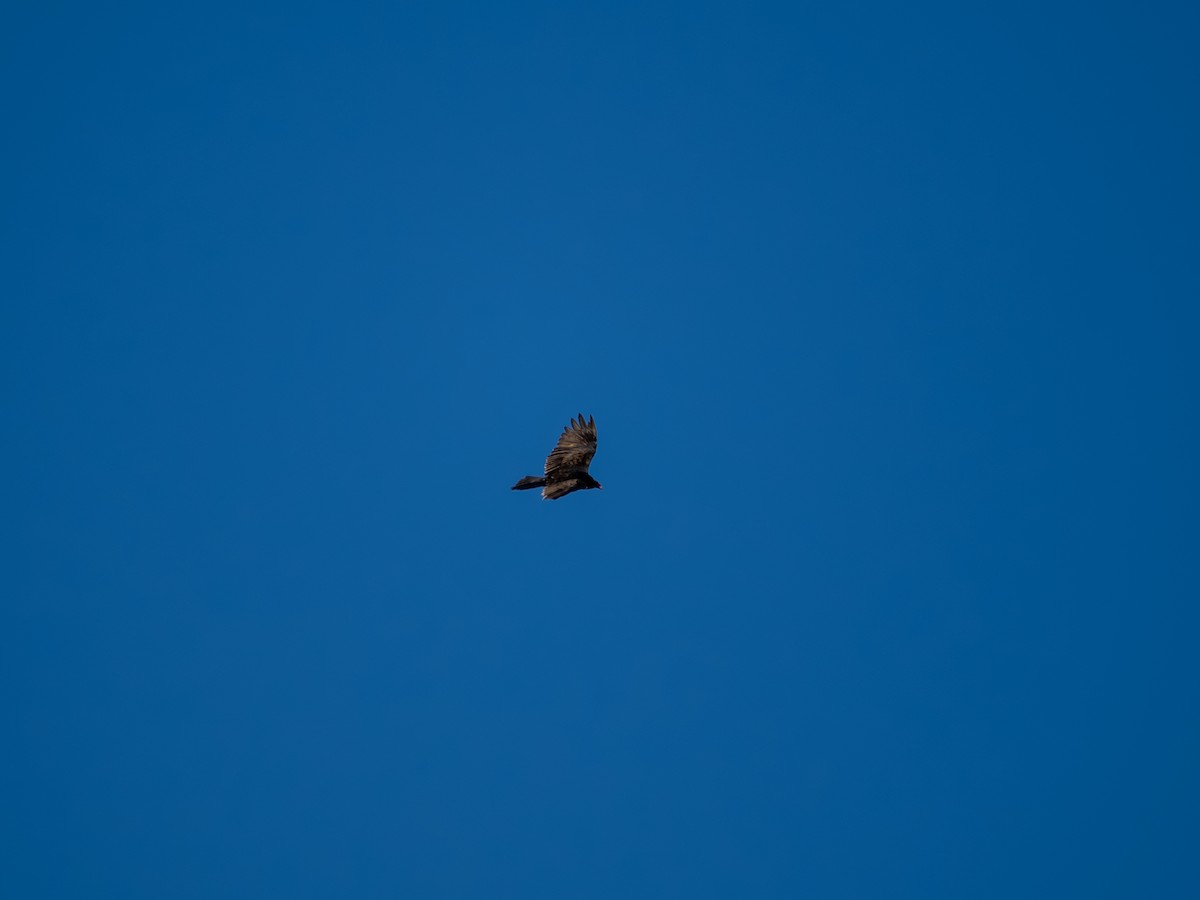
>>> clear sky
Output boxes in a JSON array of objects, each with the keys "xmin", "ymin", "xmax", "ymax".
[{"xmin": 4, "ymin": 2, "xmax": 1198, "ymax": 897}]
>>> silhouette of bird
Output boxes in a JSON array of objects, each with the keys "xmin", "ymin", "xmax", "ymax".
[{"xmin": 511, "ymin": 413, "xmax": 602, "ymax": 500}]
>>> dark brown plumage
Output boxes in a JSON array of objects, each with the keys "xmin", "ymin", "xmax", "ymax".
[{"xmin": 511, "ymin": 413, "xmax": 602, "ymax": 500}]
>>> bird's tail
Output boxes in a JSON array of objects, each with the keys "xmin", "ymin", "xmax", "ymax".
[{"xmin": 511, "ymin": 475, "xmax": 546, "ymax": 491}]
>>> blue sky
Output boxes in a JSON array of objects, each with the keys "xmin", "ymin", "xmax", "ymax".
[{"xmin": 4, "ymin": 2, "xmax": 1198, "ymax": 897}]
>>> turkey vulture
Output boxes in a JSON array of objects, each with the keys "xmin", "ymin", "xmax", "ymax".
[{"xmin": 511, "ymin": 413, "xmax": 602, "ymax": 500}]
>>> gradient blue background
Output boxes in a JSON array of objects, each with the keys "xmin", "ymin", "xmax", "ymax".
[{"xmin": 4, "ymin": 2, "xmax": 1198, "ymax": 897}]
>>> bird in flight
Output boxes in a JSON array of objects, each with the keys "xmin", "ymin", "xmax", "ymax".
[{"xmin": 511, "ymin": 413, "xmax": 602, "ymax": 500}]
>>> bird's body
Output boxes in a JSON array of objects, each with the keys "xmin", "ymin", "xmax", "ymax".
[{"xmin": 511, "ymin": 414, "xmax": 601, "ymax": 500}]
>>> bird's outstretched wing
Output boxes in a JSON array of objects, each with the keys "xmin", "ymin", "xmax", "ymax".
[
  {"xmin": 542, "ymin": 478, "xmax": 584, "ymax": 501},
  {"xmin": 544, "ymin": 413, "xmax": 597, "ymax": 480}
]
